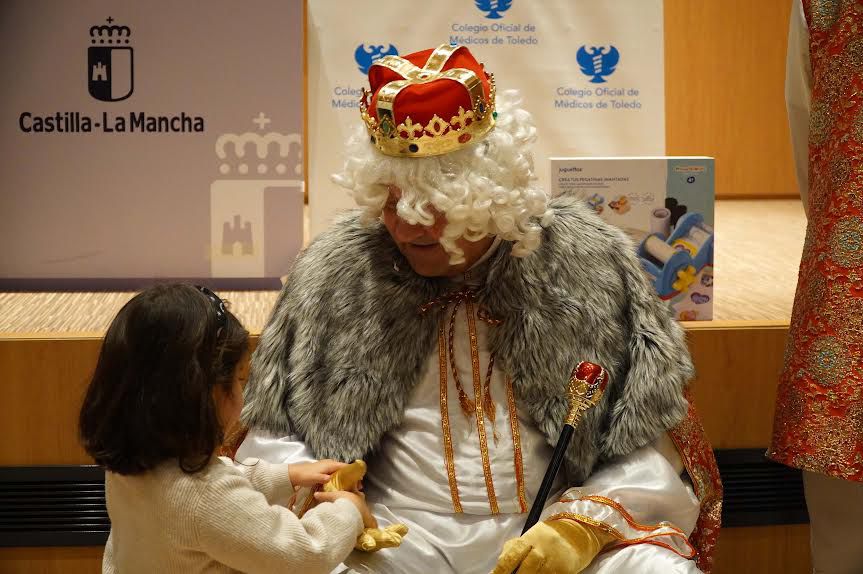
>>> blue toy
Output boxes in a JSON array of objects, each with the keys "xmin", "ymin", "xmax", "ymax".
[{"xmin": 637, "ymin": 213, "xmax": 714, "ymax": 299}]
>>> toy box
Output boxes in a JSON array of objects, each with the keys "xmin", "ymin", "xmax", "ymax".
[{"xmin": 551, "ymin": 157, "xmax": 715, "ymax": 321}]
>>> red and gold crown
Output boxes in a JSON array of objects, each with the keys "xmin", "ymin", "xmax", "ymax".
[{"xmin": 360, "ymin": 44, "xmax": 496, "ymax": 158}]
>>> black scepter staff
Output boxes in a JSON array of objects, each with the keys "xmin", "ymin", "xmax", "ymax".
[{"xmin": 520, "ymin": 361, "xmax": 609, "ymax": 535}]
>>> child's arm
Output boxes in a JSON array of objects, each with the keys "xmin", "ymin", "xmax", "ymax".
[
  {"xmin": 101, "ymin": 531, "xmax": 117, "ymax": 574},
  {"xmin": 194, "ymin": 469, "xmax": 364, "ymax": 574},
  {"xmin": 218, "ymin": 457, "xmax": 347, "ymax": 507},
  {"xmin": 217, "ymin": 457, "xmax": 295, "ymax": 506}
]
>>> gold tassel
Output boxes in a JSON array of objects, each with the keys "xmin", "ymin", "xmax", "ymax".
[{"xmin": 484, "ymin": 353, "xmax": 498, "ymax": 443}]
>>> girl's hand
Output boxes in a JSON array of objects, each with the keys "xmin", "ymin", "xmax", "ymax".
[
  {"xmin": 314, "ymin": 490, "xmax": 377, "ymax": 529},
  {"xmin": 288, "ymin": 460, "xmax": 347, "ymax": 488}
]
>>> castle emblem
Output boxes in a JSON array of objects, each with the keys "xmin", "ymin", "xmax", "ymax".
[
  {"xmin": 88, "ymin": 17, "xmax": 134, "ymax": 102},
  {"xmin": 210, "ymin": 113, "xmax": 303, "ymax": 279}
]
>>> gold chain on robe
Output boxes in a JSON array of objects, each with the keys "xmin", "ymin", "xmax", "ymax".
[{"xmin": 421, "ymin": 286, "xmax": 498, "ymax": 435}]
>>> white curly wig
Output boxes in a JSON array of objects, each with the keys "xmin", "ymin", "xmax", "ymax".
[{"xmin": 332, "ymin": 90, "xmax": 554, "ymax": 265}]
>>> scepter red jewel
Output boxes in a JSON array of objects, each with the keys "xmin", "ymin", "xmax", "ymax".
[{"xmin": 520, "ymin": 361, "xmax": 610, "ymax": 535}]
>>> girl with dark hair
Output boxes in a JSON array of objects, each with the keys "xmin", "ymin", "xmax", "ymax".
[{"xmin": 79, "ymin": 284, "xmax": 373, "ymax": 573}]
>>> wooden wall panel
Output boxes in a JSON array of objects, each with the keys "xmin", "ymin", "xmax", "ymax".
[
  {"xmin": 0, "ymin": 547, "xmax": 103, "ymax": 574},
  {"xmin": 0, "ymin": 337, "xmax": 102, "ymax": 466},
  {"xmin": 685, "ymin": 322, "xmax": 789, "ymax": 448},
  {"xmin": 0, "ymin": 528, "xmax": 813, "ymax": 574},
  {"xmin": 665, "ymin": 0, "xmax": 798, "ymax": 198},
  {"xmin": 0, "ymin": 325, "xmax": 791, "ymax": 462},
  {"xmin": 714, "ymin": 524, "xmax": 811, "ymax": 574},
  {"xmin": 0, "ymin": 336, "xmax": 259, "ymax": 466},
  {"xmin": 0, "ymin": 526, "xmax": 812, "ymax": 574}
]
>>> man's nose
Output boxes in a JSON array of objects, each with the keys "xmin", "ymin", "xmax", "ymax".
[{"xmin": 393, "ymin": 217, "xmax": 442, "ymax": 243}]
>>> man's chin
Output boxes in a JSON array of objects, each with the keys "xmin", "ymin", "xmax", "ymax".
[
  {"xmin": 403, "ymin": 256, "xmax": 471, "ymax": 278},
  {"xmin": 397, "ymin": 251, "xmax": 445, "ymax": 277},
  {"xmin": 404, "ymin": 258, "xmax": 448, "ymax": 277}
]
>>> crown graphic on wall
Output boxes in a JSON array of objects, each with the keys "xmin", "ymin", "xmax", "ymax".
[
  {"xmin": 89, "ymin": 17, "xmax": 131, "ymax": 44},
  {"xmin": 216, "ymin": 113, "xmax": 302, "ymax": 177}
]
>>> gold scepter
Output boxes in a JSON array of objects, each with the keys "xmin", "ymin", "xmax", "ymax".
[{"xmin": 520, "ymin": 361, "xmax": 609, "ymax": 534}]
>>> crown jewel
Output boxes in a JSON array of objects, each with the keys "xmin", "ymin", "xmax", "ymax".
[{"xmin": 360, "ymin": 44, "xmax": 496, "ymax": 158}]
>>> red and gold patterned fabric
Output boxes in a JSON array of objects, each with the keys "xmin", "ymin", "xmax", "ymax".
[
  {"xmin": 669, "ymin": 392, "xmax": 723, "ymax": 573},
  {"xmin": 769, "ymin": 0, "xmax": 863, "ymax": 482}
]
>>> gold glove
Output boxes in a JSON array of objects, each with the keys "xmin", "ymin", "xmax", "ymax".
[
  {"xmin": 355, "ymin": 523, "xmax": 410, "ymax": 553},
  {"xmin": 323, "ymin": 460, "xmax": 410, "ymax": 553},
  {"xmin": 323, "ymin": 460, "xmax": 367, "ymax": 493},
  {"xmin": 490, "ymin": 518, "xmax": 615, "ymax": 574}
]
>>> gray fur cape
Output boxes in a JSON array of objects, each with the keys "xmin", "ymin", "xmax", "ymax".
[{"xmin": 242, "ymin": 195, "xmax": 694, "ymax": 484}]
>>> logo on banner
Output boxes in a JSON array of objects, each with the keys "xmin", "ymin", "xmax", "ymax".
[
  {"xmin": 211, "ymin": 113, "xmax": 302, "ymax": 277},
  {"xmin": 475, "ymin": 0, "xmax": 513, "ymax": 19},
  {"xmin": 222, "ymin": 215, "xmax": 254, "ymax": 255},
  {"xmin": 354, "ymin": 44, "xmax": 398, "ymax": 74},
  {"xmin": 576, "ymin": 45, "xmax": 620, "ymax": 83},
  {"xmin": 88, "ymin": 17, "xmax": 134, "ymax": 102}
]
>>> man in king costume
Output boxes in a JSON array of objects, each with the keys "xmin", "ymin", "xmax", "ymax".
[{"xmin": 236, "ymin": 44, "xmax": 721, "ymax": 573}]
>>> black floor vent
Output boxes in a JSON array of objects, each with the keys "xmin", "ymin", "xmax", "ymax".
[
  {"xmin": 716, "ymin": 448, "xmax": 809, "ymax": 527},
  {"xmin": 0, "ymin": 465, "xmax": 109, "ymax": 547}
]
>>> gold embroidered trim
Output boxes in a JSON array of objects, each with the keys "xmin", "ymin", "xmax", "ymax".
[
  {"xmin": 436, "ymin": 288, "xmax": 495, "ymax": 431},
  {"xmin": 581, "ymin": 495, "xmax": 683, "ymax": 534},
  {"xmin": 438, "ymin": 319, "xmax": 463, "ymax": 513},
  {"xmin": 466, "ymin": 297, "xmax": 499, "ymax": 514},
  {"xmin": 219, "ymin": 424, "xmax": 249, "ymax": 459},
  {"xmin": 476, "ymin": 307, "xmax": 503, "ymax": 326},
  {"xmin": 296, "ymin": 484, "xmax": 322, "ymax": 519},
  {"xmin": 557, "ymin": 496, "xmax": 673, "ymax": 532},
  {"xmin": 484, "ymin": 352, "xmax": 499, "ymax": 443},
  {"xmin": 286, "ymin": 489, "xmax": 298, "ymax": 510},
  {"xmin": 506, "ymin": 377, "xmax": 528, "ymax": 513},
  {"xmin": 546, "ymin": 512, "xmax": 622, "ymax": 538},
  {"xmin": 546, "ymin": 511, "xmax": 696, "ymax": 559},
  {"xmin": 550, "ymin": 494, "xmax": 697, "ymax": 559},
  {"xmin": 447, "ymin": 295, "xmax": 476, "ymax": 420}
]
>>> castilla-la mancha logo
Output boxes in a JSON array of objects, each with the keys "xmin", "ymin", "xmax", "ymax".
[
  {"xmin": 354, "ymin": 44, "xmax": 398, "ymax": 75},
  {"xmin": 576, "ymin": 45, "xmax": 620, "ymax": 84},
  {"xmin": 88, "ymin": 17, "xmax": 134, "ymax": 102}
]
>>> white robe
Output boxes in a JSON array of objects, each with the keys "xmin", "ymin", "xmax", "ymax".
[
  {"xmin": 786, "ymin": 0, "xmax": 811, "ymax": 216},
  {"xmin": 239, "ymin": 269, "xmax": 702, "ymax": 573}
]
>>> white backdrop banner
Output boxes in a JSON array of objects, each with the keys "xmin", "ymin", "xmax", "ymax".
[
  {"xmin": 1, "ymin": 0, "xmax": 304, "ymax": 289},
  {"xmin": 308, "ymin": 0, "xmax": 664, "ymax": 237}
]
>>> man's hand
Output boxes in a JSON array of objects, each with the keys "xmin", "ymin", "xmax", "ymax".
[
  {"xmin": 314, "ymin": 490, "xmax": 377, "ymax": 529},
  {"xmin": 355, "ymin": 524, "xmax": 410, "ymax": 552},
  {"xmin": 490, "ymin": 518, "xmax": 613, "ymax": 574},
  {"xmin": 321, "ymin": 459, "xmax": 410, "ymax": 552},
  {"xmin": 323, "ymin": 459, "xmax": 367, "ymax": 493}
]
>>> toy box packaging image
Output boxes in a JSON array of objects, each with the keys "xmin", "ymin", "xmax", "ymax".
[{"xmin": 551, "ymin": 156, "xmax": 715, "ymax": 321}]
